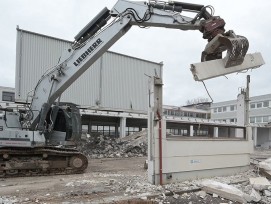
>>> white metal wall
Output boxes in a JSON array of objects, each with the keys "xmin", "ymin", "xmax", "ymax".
[{"xmin": 15, "ymin": 28, "xmax": 162, "ymax": 113}]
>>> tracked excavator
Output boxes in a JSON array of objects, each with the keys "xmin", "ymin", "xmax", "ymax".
[{"xmin": 0, "ymin": 0, "xmax": 249, "ymax": 177}]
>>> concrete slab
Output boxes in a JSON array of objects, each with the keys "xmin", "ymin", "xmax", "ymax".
[
  {"xmin": 190, "ymin": 52, "xmax": 264, "ymax": 81},
  {"xmin": 260, "ymin": 169, "xmax": 271, "ymax": 180},
  {"xmin": 250, "ymin": 188, "xmax": 261, "ymax": 202},
  {"xmin": 201, "ymin": 180, "xmax": 247, "ymax": 203},
  {"xmin": 259, "ymin": 158, "xmax": 271, "ymax": 171},
  {"xmin": 249, "ymin": 177, "xmax": 270, "ymax": 191}
]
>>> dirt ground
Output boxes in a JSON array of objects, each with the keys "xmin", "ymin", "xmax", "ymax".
[
  {"xmin": 0, "ymin": 157, "xmax": 148, "ymax": 203},
  {"xmin": 0, "ymin": 156, "xmax": 253, "ymax": 204}
]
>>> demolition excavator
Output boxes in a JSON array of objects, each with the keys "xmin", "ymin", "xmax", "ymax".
[{"xmin": 0, "ymin": 0, "xmax": 249, "ymax": 177}]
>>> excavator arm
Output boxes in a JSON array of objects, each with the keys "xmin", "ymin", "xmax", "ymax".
[{"xmin": 26, "ymin": 0, "xmax": 249, "ymax": 133}]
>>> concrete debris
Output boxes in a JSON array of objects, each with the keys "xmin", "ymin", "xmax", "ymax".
[
  {"xmin": 249, "ymin": 188, "xmax": 261, "ymax": 202},
  {"xmin": 258, "ymin": 158, "xmax": 271, "ymax": 180},
  {"xmin": 249, "ymin": 177, "xmax": 270, "ymax": 191},
  {"xmin": 196, "ymin": 191, "xmax": 206, "ymax": 199},
  {"xmin": 78, "ymin": 130, "xmax": 147, "ymax": 158},
  {"xmin": 201, "ymin": 180, "xmax": 248, "ymax": 203},
  {"xmin": 172, "ymin": 193, "xmax": 179, "ymax": 199},
  {"xmin": 264, "ymin": 189, "xmax": 271, "ymax": 197},
  {"xmin": 259, "ymin": 158, "xmax": 271, "ymax": 171},
  {"xmin": 0, "ymin": 196, "xmax": 18, "ymax": 204},
  {"xmin": 212, "ymin": 193, "xmax": 218, "ymax": 198}
]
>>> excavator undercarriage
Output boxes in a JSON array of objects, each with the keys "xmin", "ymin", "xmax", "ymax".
[
  {"xmin": 0, "ymin": 104, "xmax": 88, "ymax": 178},
  {"xmin": 0, "ymin": 147, "xmax": 88, "ymax": 177}
]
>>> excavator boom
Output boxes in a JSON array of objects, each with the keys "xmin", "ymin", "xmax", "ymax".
[{"xmin": 0, "ymin": 0, "xmax": 255, "ymax": 178}]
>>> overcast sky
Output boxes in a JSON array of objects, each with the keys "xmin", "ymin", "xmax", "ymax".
[{"xmin": 0, "ymin": 0, "xmax": 270, "ymax": 106}]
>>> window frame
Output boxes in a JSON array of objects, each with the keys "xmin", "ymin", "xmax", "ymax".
[{"xmin": 2, "ymin": 91, "xmax": 15, "ymax": 102}]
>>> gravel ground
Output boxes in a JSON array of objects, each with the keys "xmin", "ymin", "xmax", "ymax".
[
  {"xmin": 0, "ymin": 156, "xmax": 267, "ymax": 204},
  {"xmin": 0, "ymin": 148, "xmax": 271, "ymax": 203}
]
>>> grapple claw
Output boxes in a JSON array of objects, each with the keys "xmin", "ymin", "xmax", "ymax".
[{"xmin": 201, "ymin": 30, "xmax": 249, "ymax": 68}]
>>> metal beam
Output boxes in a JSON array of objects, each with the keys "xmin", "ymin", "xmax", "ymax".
[{"xmin": 190, "ymin": 52, "xmax": 265, "ymax": 81}]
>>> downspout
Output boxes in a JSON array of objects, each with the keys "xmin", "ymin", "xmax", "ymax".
[
  {"xmin": 156, "ymin": 110, "xmax": 163, "ymax": 185},
  {"xmin": 245, "ymin": 75, "xmax": 250, "ymax": 126}
]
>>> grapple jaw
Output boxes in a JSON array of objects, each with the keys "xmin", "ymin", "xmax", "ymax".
[{"xmin": 201, "ymin": 30, "xmax": 249, "ymax": 68}]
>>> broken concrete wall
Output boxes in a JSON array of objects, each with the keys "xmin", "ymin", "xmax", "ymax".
[
  {"xmin": 147, "ymin": 76, "xmax": 254, "ymax": 185},
  {"xmin": 148, "ymin": 122, "xmax": 254, "ymax": 184}
]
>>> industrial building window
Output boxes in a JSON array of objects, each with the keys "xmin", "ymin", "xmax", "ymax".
[
  {"xmin": 263, "ymin": 101, "xmax": 269, "ymax": 107},
  {"xmin": 126, "ymin": 127, "xmax": 139, "ymax": 136},
  {"xmin": 230, "ymin": 105, "xmax": 235, "ymax": 111},
  {"xmin": 257, "ymin": 103, "xmax": 262, "ymax": 108},
  {"xmin": 82, "ymin": 125, "xmax": 88, "ymax": 133},
  {"xmin": 91, "ymin": 125, "xmax": 117, "ymax": 137},
  {"xmin": 250, "ymin": 103, "xmax": 255, "ymax": 109},
  {"xmin": 256, "ymin": 116, "xmax": 262, "ymax": 123},
  {"xmin": 196, "ymin": 113, "xmax": 207, "ymax": 119},
  {"xmin": 263, "ymin": 116, "xmax": 269, "ymax": 123},
  {"xmin": 2, "ymin": 91, "xmax": 15, "ymax": 102},
  {"xmin": 250, "ymin": 117, "xmax": 255, "ymax": 123},
  {"xmin": 167, "ymin": 128, "xmax": 188, "ymax": 136}
]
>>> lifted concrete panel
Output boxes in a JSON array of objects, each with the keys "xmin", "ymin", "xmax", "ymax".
[{"xmin": 190, "ymin": 52, "xmax": 265, "ymax": 81}]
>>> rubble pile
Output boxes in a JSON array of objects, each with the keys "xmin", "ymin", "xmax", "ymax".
[{"xmin": 78, "ymin": 130, "xmax": 148, "ymax": 159}]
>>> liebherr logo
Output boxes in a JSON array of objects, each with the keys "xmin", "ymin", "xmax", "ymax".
[{"xmin": 73, "ymin": 38, "xmax": 103, "ymax": 67}]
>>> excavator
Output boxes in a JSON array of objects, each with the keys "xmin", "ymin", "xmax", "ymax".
[{"xmin": 0, "ymin": 0, "xmax": 249, "ymax": 177}]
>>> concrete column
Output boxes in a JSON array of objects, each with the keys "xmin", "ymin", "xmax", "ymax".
[
  {"xmin": 115, "ymin": 124, "xmax": 118, "ymax": 138},
  {"xmin": 119, "ymin": 117, "xmax": 126, "ymax": 138},
  {"xmin": 214, "ymin": 127, "xmax": 219, "ymax": 138},
  {"xmin": 147, "ymin": 76, "xmax": 163, "ymax": 185},
  {"xmin": 88, "ymin": 122, "xmax": 91, "ymax": 134},
  {"xmin": 190, "ymin": 125, "xmax": 194, "ymax": 137},
  {"xmin": 253, "ymin": 127, "xmax": 258, "ymax": 147}
]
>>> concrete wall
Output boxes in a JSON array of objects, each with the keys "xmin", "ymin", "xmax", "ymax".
[
  {"xmin": 147, "ymin": 77, "xmax": 253, "ymax": 185},
  {"xmin": 150, "ymin": 122, "xmax": 253, "ymax": 184}
]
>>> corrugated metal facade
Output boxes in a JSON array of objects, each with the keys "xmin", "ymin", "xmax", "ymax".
[{"xmin": 15, "ymin": 29, "xmax": 162, "ymax": 113}]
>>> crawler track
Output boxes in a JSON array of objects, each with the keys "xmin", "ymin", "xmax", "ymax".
[{"xmin": 0, "ymin": 147, "xmax": 88, "ymax": 177}]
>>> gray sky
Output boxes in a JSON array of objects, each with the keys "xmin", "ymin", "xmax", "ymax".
[{"xmin": 0, "ymin": 0, "xmax": 270, "ymax": 106}]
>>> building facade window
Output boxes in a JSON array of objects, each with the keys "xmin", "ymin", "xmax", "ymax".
[
  {"xmin": 257, "ymin": 103, "xmax": 262, "ymax": 108},
  {"xmin": 263, "ymin": 101, "xmax": 269, "ymax": 107},
  {"xmin": 263, "ymin": 116, "xmax": 269, "ymax": 123},
  {"xmin": 222, "ymin": 106, "xmax": 227, "ymax": 112},
  {"xmin": 250, "ymin": 101, "xmax": 270, "ymax": 109},
  {"xmin": 250, "ymin": 117, "xmax": 255, "ymax": 123},
  {"xmin": 256, "ymin": 116, "xmax": 262, "ymax": 123},
  {"xmin": 2, "ymin": 91, "xmax": 15, "ymax": 102}
]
